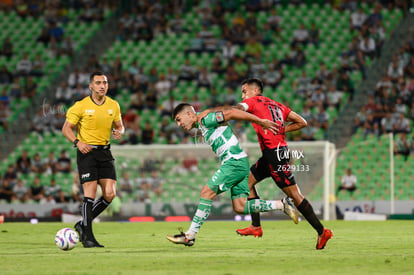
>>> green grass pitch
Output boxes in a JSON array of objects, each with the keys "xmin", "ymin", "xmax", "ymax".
[{"xmin": 1, "ymin": 220, "xmax": 413, "ymax": 274}]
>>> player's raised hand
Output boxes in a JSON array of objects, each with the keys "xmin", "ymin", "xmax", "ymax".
[{"xmin": 197, "ymin": 109, "xmax": 211, "ymax": 125}]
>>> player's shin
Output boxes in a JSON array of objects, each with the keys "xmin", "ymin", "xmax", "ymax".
[
  {"xmin": 91, "ymin": 197, "xmax": 111, "ymax": 220},
  {"xmin": 243, "ymin": 199, "xmax": 283, "ymax": 214},
  {"xmin": 248, "ymin": 197, "xmax": 261, "ymax": 227},
  {"xmin": 297, "ymin": 198, "xmax": 324, "ymax": 235},
  {"xmin": 186, "ymin": 198, "xmax": 213, "ymax": 239},
  {"xmin": 82, "ymin": 197, "xmax": 95, "ymax": 239}
]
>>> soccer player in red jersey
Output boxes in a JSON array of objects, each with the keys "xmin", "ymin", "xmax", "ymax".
[{"xmin": 202, "ymin": 78, "xmax": 333, "ymax": 249}]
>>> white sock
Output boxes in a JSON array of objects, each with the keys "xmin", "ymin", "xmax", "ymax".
[
  {"xmin": 275, "ymin": 200, "xmax": 284, "ymax": 210},
  {"xmin": 185, "ymin": 230, "xmax": 196, "ymax": 240}
]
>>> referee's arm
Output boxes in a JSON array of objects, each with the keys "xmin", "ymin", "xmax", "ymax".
[
  {"xmin": 62, "ymin": 120, "xmax": 91, "ymax": 154},
  {"xmin": 111, "ymin": 120, "xmax": 124, "ymax": 140}
]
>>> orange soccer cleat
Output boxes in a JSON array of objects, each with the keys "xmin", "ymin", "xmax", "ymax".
[
  {"xmin": 236, "ymin": 225, "xmax": 263, "ymax": 238},
  {"xmin": 316, "ymin": 228, "xmax": 333, "ymax": 250}
]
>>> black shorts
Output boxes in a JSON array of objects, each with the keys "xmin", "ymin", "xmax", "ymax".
[
  {"xmin": 250, "ymin": 146, "xmax": 297, "ymax": 189},
  {"xmin": 77, "ymin": 149, "xmax": 117, "ymax": 184}
]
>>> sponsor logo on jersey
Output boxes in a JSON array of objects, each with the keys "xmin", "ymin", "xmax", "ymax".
[{"xmin": 85, "ymin": 109, "xmax": 95, "ymax": 114}]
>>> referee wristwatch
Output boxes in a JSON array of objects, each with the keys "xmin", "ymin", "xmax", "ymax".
[{"xmin": 73, "ymin": 138, "xmax": 79, "ymax": 147}]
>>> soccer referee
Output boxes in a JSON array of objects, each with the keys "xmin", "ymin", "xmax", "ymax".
[{"xmin": 62, "ymin": 71, "xmax": 124, "ymax": 248}]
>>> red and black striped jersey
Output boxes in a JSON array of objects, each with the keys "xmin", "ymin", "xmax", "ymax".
[{"xmin": 240, "ymin": 95, "xmax": 291, "ymax": 150}]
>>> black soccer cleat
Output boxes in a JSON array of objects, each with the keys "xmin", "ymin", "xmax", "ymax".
[
  {"xmin": 74, "ymin": 221, "xmax": 85, "ymax": 243},
  {"xmin": 83, "ymin": 239, "xmax": 105, "ymax": 248}
]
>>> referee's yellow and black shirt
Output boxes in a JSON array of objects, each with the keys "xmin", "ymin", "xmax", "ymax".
[{"xmin": 66, "ymin": 96, "xmax": 121, "ymax": 145}]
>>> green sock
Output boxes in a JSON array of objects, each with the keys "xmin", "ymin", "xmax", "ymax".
[
  {"xmin": 187, "ymin": 198, "xmax": 213, "ymax": 238},
  {"xmin": 243, "ymin": 199, "xmax": 278, "ymax": 214}
]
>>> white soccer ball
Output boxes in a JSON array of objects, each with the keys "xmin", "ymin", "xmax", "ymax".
[{"xmin": 55, "ymin": 228, "xmax": 79, "ymax": 250}]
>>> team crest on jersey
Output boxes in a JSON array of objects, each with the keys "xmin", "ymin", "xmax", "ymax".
[
  {"xmin": 108, "ymin": 109, "xmax": 113, "ymax": 115},
  {"xmin": 215, "ymin": 111, "xmax": 224, "ymax": 123},
  {"xmin": 85, "ymin": 109, "xmax": 95, "ymax": 114}
]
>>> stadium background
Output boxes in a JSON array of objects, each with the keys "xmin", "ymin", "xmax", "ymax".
[{"xmin": 0, "ymin": 0, "xmax": 413, "ymax": 221}]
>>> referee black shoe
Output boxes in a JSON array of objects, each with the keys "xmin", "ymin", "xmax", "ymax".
[
  {"xmin": 74, "ymin": 221, "xmax": 85, "ymax": 243},
  {"xmin": 83, "ymin": 238, "xmax": 105, "ymax": 248}
]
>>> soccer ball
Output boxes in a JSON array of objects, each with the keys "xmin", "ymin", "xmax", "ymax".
[{"xmin": 55, "ymin": 228, "xmax": 79, "ymax": 250}]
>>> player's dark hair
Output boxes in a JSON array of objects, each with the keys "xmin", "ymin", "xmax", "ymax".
[
  {"xmin": 89, "ymin": 71, "xmax": 106, "ymax": 82},
  {"xmin": 241, "ymin": 78, "xmax": 263, "ymax": 93},
  {"xmin": 172, "ymin": 103, "xmax": 192, "ymax": 119}
]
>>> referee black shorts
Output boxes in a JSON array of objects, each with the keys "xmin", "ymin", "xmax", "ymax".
[
  {"xmin": 77, "ymin": 149, "xmax": 117, "ymax": 184},
  {"xmin": 250, "ymin": 146, "xmax": 297, "ymax": 189}
]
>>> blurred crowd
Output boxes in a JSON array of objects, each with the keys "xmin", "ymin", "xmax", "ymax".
[
  {"xmin": 104, "ymin": 1, "xmax": 403, "ymax": 143},
  {"xmin": 0, "ymin": 147, "xmax": 171, "ymax": 204},
  {"xmin": 5, "ymin": 1, "xmax": 403, "ymax": 144},
  {"xmin": 0, "ymin": 0, "xmax": 412, "ymax": 205},
  {"xmin": 353, "ymin": 35, "xmax": 414, "ymax": 160},
  {"xmin": 0, "ymin": 148, "xmax": 78, "ymax": 204},
  {"xmin": 0, "ymin": 0, "xmax": 115, "ymax": 130}
]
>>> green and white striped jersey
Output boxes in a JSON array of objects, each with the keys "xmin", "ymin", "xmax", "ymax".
[{"xmin": 197, "ymin": 112, "xmax": 247, "ymax": 164}]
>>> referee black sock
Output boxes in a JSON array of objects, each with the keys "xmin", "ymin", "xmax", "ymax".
[
  {"xmin": 92, "ymin": 197, "xmax": 111, "ymax": 220},
  {"xmin": 297, "ymin": 198, "xmax": 324, "ymax": 236},
  {"xmin": 249, "ymin": 197, "xmax": 261, "ymax": 227},
  {"xmin": 82, "ymin": 197, "xmax": 95, "ymax": 240}
]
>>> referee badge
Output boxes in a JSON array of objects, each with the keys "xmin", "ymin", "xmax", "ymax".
[{"xmin": 108, "ymin": 109, "xmax": 113, "ymax": 116}]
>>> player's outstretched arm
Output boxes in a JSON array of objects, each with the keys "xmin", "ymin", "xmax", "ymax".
[
  {"xmin": 222, "ymin": 108, "xmax": 278, "ymax": 134},
  {"xmin": 285, "ymin": 111, "xmax": 308, "ymax": 133},
  {"xmin": 197, "ymin": 105, "xmax": 243, "ymax": 122}
]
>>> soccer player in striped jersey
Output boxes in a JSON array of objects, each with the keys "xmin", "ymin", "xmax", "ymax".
[
  {"xmin": 166, "ymin": 103, "xmax": 299, "ymax": 246},
  {"xmin": 202, "ymin": 78, "xmax": 333, "ymax": 249}
]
